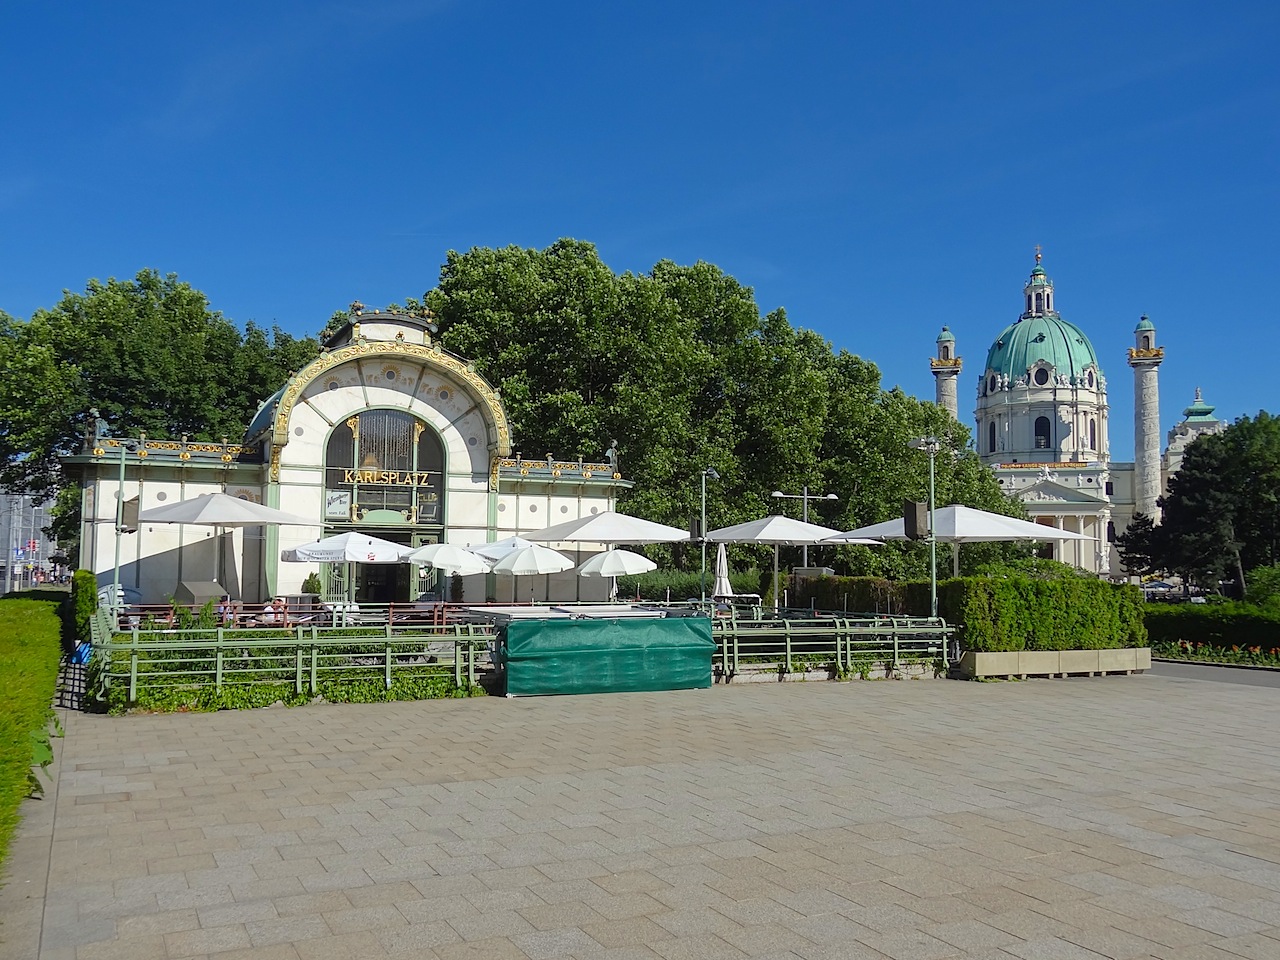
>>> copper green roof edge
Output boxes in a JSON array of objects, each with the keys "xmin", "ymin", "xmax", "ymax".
[
  {"xmin": 1135, "ymin": 316, "xmax": 1155, "ymax": 331},
  {"xmin": 936, "ymin": 326, "xmax": 955, "ymax": 342},
  {"xmin": 982, "ymin": 314, "xmax": 1103, "ymax": 381}
]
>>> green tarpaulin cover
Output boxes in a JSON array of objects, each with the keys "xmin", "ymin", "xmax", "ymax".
[{"xmin": 502, "ymin": 617, "xmax": 715, "ymax": 696}]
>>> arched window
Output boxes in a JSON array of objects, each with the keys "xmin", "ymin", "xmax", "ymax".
[
  {"xmin": 1035, "ymin": 292, "xmax": 1043, "ymax": 312},
  {"xmin": 988, "ymin": 420, "xmax": 996, "ymax": 453},
  {"xmin": 1026, "ymin": 294, "xmax": 1032, "ymax": 312},
  {"xmin": 1142, "ymin": 334, "xmax": 1151, "ymax": 349},
  {"xmin": 940, "ymin": 345, "xmax": 950, "ymax": 360},
  {"xmin": 325, "ymin": 410, "xmax": 445, "ymax": 524},
  {"xmin": 1034, "ymin": 416, "xmax": 1051, "ymax": 450},
  {"xmin": 1089, "ymin": 419, "xmax": 1097, "ymax": 450}
]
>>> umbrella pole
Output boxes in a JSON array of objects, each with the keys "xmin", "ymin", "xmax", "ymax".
[
  {"xmin": 773, "ymin": 545, "xmax": 779, "ymax": 613},
  {"xmin": 953, "ymin": 543, "xmax": 961, "ymax": 577}
]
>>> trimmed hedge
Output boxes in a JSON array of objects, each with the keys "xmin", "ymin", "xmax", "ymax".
[
  {"xmin": 0, "ymin": 599, "xmax": 63, "ymax": 873},
  {"xmin": 1145, "ymin": 603, "xmax": 1280, "ymax": 651},
  {"xmin": 790, "ymin": 575, "xmax": 1146, "ymax": 652},
  {"xmin": 70, "ymin": 570, "xmax": 98, "ymax": 645}
]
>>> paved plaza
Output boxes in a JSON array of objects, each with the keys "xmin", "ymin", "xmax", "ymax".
[{"xmin": 3, "ymin": 673, "xmax": 1280, "ymax": 960}]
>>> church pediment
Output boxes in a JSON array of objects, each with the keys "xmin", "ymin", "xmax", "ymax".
[{"xmin": 1018, "ymin": 479, "xmax": 1108, "ymax": 505}]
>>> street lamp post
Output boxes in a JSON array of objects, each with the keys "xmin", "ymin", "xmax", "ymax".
[
  {"xmin": 770, "ymin": 487, "xmax": 838, "ymax": 567},
  {"xmin": 907, "ymin": 438, "xmax": 941, "ymax": 619},
  {"xmin": 110, "ymin": 436, "xmax": 142, "ymax": 614},
  {"xmin": 700, "ymin": 467, "xmax": 719, "ymax": 602}
]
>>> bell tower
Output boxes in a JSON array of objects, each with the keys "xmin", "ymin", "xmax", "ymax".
[{"xmin": 931, "ymin": 326, "xmax": 962, "ymax": 420}]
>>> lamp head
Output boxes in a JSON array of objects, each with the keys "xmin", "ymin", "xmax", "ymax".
[
  {"xmin": 704, "ymin": 467, "xmax": 720, "ymax": 480},
  {"xmin": 770, "ymin": 490, "xmax": 783, "ymax": 498},
  {"xmin": 824, "ymin": 493, "xmax": 839, "ymax": 500}
]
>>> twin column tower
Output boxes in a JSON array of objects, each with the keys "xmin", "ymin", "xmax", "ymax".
[{"xmin": 931, "ymin": 290, "xmax": 1164, "ymax": 520}]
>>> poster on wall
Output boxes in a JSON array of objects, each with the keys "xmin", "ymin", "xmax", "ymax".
[{"xmin": 325, "ymin": 490, "xmax": 351, "ymax": 519}]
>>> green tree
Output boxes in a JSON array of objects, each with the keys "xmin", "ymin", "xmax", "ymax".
[
  {"xmin": 1116, "ymin": 512, "xmax": 1162, "ymax": 578},
  {"xmin": 1153, "ymin": 412, "xmax": 1280, "ymax": 593},
  {"xmin": 422, "ymin": 239, "xmax": 1016, "ymax": 574},
  {"xmin": 0, "ymin": 270, "xmax": 319, "ymax": 549}
]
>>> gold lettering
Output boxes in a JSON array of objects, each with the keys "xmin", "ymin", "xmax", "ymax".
[{"xmin": 344, "ymin": 469, "xmax": 355, "ymax": 483}]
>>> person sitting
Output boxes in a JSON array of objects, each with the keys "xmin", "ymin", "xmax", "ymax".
[{"xmin": 258, "ymin": 597, "xmax": 286, "ymax": 625}]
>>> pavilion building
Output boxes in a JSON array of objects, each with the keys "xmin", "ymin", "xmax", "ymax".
[{"xmin": 65, "ymin": 311, "xmax": 629, "ymax": 605}]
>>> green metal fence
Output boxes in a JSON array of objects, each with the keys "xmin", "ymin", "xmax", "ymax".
[
  {"xmin": 87, "ymin": 604, "xmax": 953, "ymax": 706},
  {"xmin": 88, "ymin": 606, "xmax": 488, "ymax": 703}
]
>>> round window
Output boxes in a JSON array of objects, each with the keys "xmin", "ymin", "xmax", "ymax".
[
  {"xmin": 1087, "ymin": 371, "xmax": 1095, "ymax": 388},
  {"xmin": 988, "ymin": 375, "xmax": 997, "ymax": 393},
  {"xmin": 1034, "ymin": 368, "xmax": 1050, "ymax": 386}
]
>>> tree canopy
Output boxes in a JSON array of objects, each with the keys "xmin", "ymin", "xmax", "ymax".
[
  {"xmin": 415, "ymin": 239, "xmax": 1018, "ymax": 576},
  {"xmin": 0, "ymin": 269, "xmax": 318, "ymax": 498},
  {"xmin": 1119, "ymin": 412, "xmax": 1280, "ymax": 593},
  {"xmin": 5, "ymin": 244, "xmax": 1023, "ymax": 578}
]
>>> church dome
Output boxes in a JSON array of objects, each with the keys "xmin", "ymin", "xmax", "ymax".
[{"xmin": 983, "ymin": 313, "xmax": 1100, "ymax": 383}]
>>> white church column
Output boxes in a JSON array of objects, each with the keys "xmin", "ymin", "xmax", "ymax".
[{"xmin": 1128, "ymin": 317, "xmax": 1164, "ymax": 519}]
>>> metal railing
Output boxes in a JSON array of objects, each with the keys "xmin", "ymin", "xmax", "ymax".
[{"xmin": 87, "ymin": 602, "xmax": 954, "ymax": 705}]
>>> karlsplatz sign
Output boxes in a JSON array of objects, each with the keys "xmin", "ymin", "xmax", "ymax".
[{"xmin": 343, "ymin": 469, "xmax": 436, "ymax": 485}]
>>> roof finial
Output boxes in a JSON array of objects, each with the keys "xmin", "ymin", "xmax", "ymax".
[
  {"xmin": 1194, "ymin": 386, "xmax": 1202, "ymax": 401},
  {"xmin": 1034, "ymin": 244, "xmax": 1042, "ymax": 264}
]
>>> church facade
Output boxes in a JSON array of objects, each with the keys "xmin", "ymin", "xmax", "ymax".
[
  {"xmin": 931, "ymin": 254, "xmax": 1222, "ymax": 576},
  {"xmin": 66, "ymin": 311, "xmax": 628, "ymax": 605}
]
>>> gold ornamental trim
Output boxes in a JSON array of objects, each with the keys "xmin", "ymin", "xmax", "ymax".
[
  {"xmin": 930, "ymin": 357, "xmax": 963, "ymax": 368},
  {"xmin": 270, "ymin": 340, "xmax": 511, "ymax": 457},
  {"xmin": 1127, "ymin": 347, "xmax": 1164, "ymax": 361}
]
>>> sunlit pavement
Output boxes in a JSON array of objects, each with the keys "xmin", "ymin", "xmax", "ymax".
[{"xmin": 4, "ymin": 673, "xmax": 1279, "ymax": 959}]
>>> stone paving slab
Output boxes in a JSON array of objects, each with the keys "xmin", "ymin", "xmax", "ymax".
[{"xmin": 3, "ymin": 674, "xmax": 1280, "ymax": 959}]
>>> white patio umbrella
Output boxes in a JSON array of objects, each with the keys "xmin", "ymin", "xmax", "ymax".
[
  {"xmin": 575, "ymin": 548, "xmax": 657, "ymax": 578},
  {"xmin": 524, "ymin": 511, "xmax": 690, "ymax": 544},
  {"xmin": 576, "ymin": 548, "xmax": 657, "ymax": 601},
  {"xmin": 706, "ymin": 516, "xmax": 875, "ymax": 610},
  {"xmin": 711, "ymin": 543, "xmax": 734, "ymax": 599},
  {"xmin": 825, "ymin": 504, "xmax": 1093, "ymax": 575},
  {"xmin": 402, "ymin": 542, "xmax": 492, "ymax": 577},
  {"xmin": 281, "ymin": 531, "xmax": 407, "ymax": 563},
  {"xmin": 139, "ymin": 493, "xmax": 315, "ymax": 594},
  {"xmin": 139, "ymin": 493, "xmax": 313, "ymax": 527},
  {"xmin": 489, "ymin": 544, "xmax": 575, "ymax": 603},
  {"xmin": 468, "ymin": 536, "xmax": 541, "ymax": 563}
]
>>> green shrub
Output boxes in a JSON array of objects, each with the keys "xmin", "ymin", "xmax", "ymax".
[
  {"xmin": 789, "ymin": 574, "xmax": 1146, "ymax": 652},
  {"xmin": 0, "ymin": 599, "xmax": 63, "ymax": 872},
  {"xmin": 616, "ymin": 568, "xmax": 762, "ymax": 601},
  {"xmin": 1145, "ymin": 602, "xmax": 1280, "ymax": 651},
  {"xmin": 70, "ymin": 570, "xmax": 98, "ymax": 645},
  {"xmin": 300, "ymin": 572, "xmax": 324, "ymax": 596},
  {"xmin": 1245, "ymin": 565, "xmax": 1280, "ymax": 609}
]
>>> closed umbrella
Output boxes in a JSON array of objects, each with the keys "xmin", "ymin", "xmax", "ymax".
[
  {"xmin": 402, "ymin": 542, "xmax": 492, "ymax": 577},
  {"xmin": 711, "ymin": 543, "xmax": 734, "ymax": 599}
]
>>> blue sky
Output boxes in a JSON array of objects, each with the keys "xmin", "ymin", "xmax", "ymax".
[{"xmin": 3, "ymin": 1, "xmax": 1277, "ymax": 461}]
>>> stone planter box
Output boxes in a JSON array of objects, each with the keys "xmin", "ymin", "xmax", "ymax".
[
  {"xmin": 716, "ymin": 660, "xmax": 940, "ymax": 683},
  {"xmin": 958, "ymin": 648, "xmax": 1150, "ymax": 680}
]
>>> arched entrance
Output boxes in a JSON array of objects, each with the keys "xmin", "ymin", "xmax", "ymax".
[{"xmin": 323, "ymin": 409, "xmax": 446, "ymax": 602}]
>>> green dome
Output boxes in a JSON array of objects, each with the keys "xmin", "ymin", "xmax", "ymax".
[
  {"xmin": 1135, "ymin": 315, "xmax": 1155, "ymax": 332},
  {"xmin": 983, "ymin": 314, "xmax": 1101, "ymax": 385},
  {"xmin": 936, "ymin": 326, "xmax": 955, "ymax": 343}
]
